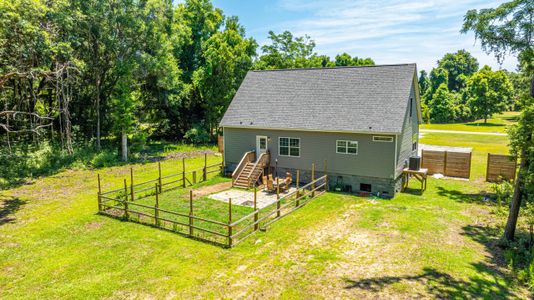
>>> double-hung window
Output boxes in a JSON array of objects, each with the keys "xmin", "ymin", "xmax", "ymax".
[
  {"xmin": 279, "ymin": 137, "xmax": 300, "ymax": 157},
  {"xmin": 336, "ymin": 140, "xmax": 358, "ymax": 155}
]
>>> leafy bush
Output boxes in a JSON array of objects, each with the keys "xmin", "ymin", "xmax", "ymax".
[
  {"xmin": 90, "ymin": 150, "xmax": 120, "ymax": 168},
  {"xmin": 491, "ymin": 180, "xmax": 514, "ymax": 206},
  {"xmin": 183, "ymin": 124, "xmax": 210, "ymax": 144}
]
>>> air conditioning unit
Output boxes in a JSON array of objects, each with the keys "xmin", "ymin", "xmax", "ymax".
[{"xmin": 409, "ymin": 156, "xmax": 421, "ymax": 171}]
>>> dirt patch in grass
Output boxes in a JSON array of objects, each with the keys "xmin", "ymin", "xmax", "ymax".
[
  {"xmin": 192, "ymin": 181, "xmax": 232, "ymax": 198},
  {"xmin": 144, "ymin": 149, "xmax": 219, "ymax": 162}
]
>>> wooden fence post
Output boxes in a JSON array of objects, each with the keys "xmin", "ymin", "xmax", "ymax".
[
  {"xmin": 155, "ymin": 183, "xmax": 160, "ymax": 226},
  {"xmin": 189, "ymin": 190, "xmax": 193, "ymax": 236},
  {"xmin": 192, "ymin": 170, "xmax": 197, "ymax": 184},
  {"xmin": 158, "ymin": 162, "xmax": 162, "ymax": 193},
  {"xmin": 296, "ymin": 170, "xmax": 300, "ymax": 207},
  {"xmin": 311, "ymin": 163, "xmax": 315, "ymax": 197},
  {"xmin": 228, "ymin": 198, "xmax": 233, "ymax": 247},
  {"xmin": 203, "ymin": 153, "xmax": 207, "ymax": 181},
  {"xmin": 130, "ymin": 167, "xmax": 135, "ymax": 202},
  {"xmin": 486, "ymin": 153, "xmax": 490, "ymax": 182},
  {"xmin": 123, "ymin": 179, "xmax": 129, "ymax": 219},
  {"xmin": 254, "ymin": 187, "xmax": 258, "ymax": 231},
  {"xmin": 182, "ymin": 158, "xmax": 186, "ymax": 188},
  {"xmin": 276, "ymin": 177, "xmax": 280, "ymax": 217},
  {"xmin": 467, "ymin": 151, "xmax": 472, "ymax": 180},
  {"xmin": 97, "ymin": 174, "xmax": 102, "ymax": 212}
]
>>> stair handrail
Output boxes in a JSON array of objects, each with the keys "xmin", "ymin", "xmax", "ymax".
[
  {"xmin": 232, "ymin": 151, "xmax": 256, "ymax": 184},
  {"xmin": 248, "ymin": 151, "xmax": 270, "ymax": 185}
]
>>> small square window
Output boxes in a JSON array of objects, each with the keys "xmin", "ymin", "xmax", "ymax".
[{"xmin": 279, "ymin": 137, "xmax": 300, "ymax": 157}]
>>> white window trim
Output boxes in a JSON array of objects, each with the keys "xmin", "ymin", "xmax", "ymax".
[
  {"xmin": 373, "ymin": 136, "xmax": 394, "ymax": 142},
  {"xmin": 279, "ymin": 137, "xmax": 301, "ymax": 157},
  {"xmin": 336, "ymin": 140, "xmax": 358, "ymax": 155}
]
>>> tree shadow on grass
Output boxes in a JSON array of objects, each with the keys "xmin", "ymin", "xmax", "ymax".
[
  {"xmin": 343, "ymin": 265, "xmax": 514, "ymax": 299},
  {"xmin": 0, "ymin": 196, "xmax": 26, "ymax": 226},
  {"xmin": 342, "ymin": 220, "xmax": 519, "ymax": 298},
  {"xmin": 435, "ymin": 186, "xmax": 488, "ymax": 204},
  {"xmin": 465, "ymin": 122, "xmax": 506, "ymax": 128}
]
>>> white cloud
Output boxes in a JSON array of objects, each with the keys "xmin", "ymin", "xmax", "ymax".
[{"xmin": 270, "ymin": 0, "xmax": 518, "ymax": 72}]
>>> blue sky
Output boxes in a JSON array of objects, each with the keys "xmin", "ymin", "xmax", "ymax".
[{"xmin": 209, "ymin": 0, "xmax": 519, "ymax": 72}]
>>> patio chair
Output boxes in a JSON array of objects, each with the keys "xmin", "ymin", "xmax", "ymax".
[
  {"xmin": 264, "ymin": 175, "xmax": 275, "ymax": 193},
  {"xmin": 285, "ymin": 172, "xmax": 292, "ymax": 187}
]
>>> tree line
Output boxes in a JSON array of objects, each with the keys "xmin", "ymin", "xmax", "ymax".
[{"xmin": 0, "ymin": 0, "xmax": 374, "ymax": 162}]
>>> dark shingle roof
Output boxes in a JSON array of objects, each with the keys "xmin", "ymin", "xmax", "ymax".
[{"xmin": 220, "ymin": 64, "xmax": 417, "ymax": 134}]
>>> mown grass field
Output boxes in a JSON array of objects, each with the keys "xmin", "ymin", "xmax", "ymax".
[
  {"xmin": 420, "ymin": 111, "xmax": 520, "ymax": 133},
  {"xmin": 0, "ymin": 133, "xmax": 529, "ymax": 298}
]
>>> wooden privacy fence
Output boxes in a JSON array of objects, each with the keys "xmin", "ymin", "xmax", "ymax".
[
  {"xmin": 486, "ymin": 153, "xmax": 517, "ymax": 182},
  {"xmin": 421, "ymin": 150, "xmax": 472, "ymax": 179}
]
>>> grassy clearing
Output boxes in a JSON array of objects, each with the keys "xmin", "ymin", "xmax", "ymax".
[
  {"xmin": 420, "ymin": 111, "xmax": 520, "ymax": 133},
  {"xmin": 0, "ymin": 147, "xmax": 529, "ymax": 298},
  {"xmin": 420, "ymin": 131, "xmax": 510, "ymax": 181}
]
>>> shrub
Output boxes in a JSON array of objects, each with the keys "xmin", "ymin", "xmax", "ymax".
[
  {"xmin": 90, "ymin": 150, "xmax": 120, "ymax": 168},
  {"xmin": 184, "ymin": 124, "xmax": 210, "ymax": 144}
]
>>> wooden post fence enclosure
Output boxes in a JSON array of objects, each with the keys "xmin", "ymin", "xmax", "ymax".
[
  {"xmin": 486, "ymin": 153, "xmax": 517, "ymax": 182},
  {"xmin": 421, "ymin": 150, "xmax": 472, "ymax": 179},
  {"xmin": 96, "ymin": 163, "xmax": 328, "ymax": 248}
]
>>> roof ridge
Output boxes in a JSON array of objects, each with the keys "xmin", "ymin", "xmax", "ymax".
[{"xmin": 251, "ymin": 63, "xmax": 416, "ymax": 73}]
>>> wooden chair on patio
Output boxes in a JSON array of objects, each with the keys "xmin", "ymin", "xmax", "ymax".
[{"xmin": 263, "ymin": 175, "xmax": 276, "ymax": 193}]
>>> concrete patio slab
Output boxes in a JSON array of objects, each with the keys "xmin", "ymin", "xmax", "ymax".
[{"xmin": 208, "ymin": 187, "xmax": 296, "ymax": 209}]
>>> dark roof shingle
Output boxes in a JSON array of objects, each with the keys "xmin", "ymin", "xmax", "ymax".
[{"xmin": 220, "ymin": 64, "xmax": 417, "ymax": 134}]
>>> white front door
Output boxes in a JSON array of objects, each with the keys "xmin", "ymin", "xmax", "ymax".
[{"xmin": 256, "ymin": 135, "xmax": 268, "ymax": 157}]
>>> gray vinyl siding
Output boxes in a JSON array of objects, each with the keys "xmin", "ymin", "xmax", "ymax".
[
  {"xmin": 395, "ymin": 83, "xmax": 419, "ymax": 177},
  {"xmin": 224, "ymin": 127, "xmax": 396, "ymax": 179}
]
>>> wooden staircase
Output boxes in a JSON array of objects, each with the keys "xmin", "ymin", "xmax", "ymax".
[{"xmin": 232, "ymin": 151, "xmax": 270, "ymax": 188}]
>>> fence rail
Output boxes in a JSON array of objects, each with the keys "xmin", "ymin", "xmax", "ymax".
[{"xmin": 97, "ymin": 160, "xmax": 328, "ymax": 247}]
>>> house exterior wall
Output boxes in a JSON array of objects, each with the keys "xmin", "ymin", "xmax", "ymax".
[
  {"xmin": 395, "ymin": 83, "xmax": 420, "ymax": 179},
  {"xmin": 223, "ymin": 127, "xmax": 399, "ymax": 196}
]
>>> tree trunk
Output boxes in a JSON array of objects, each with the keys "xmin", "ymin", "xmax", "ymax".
[
  {"xmin": 96, "ymin": 74, "xmax": 101, "ymax": 151},
  {"xmin": 504, "ymin": 148, "xmax": 527, "ymax": 241},
  {"xmin": 121, "ymin": 131, "xmax": 128, "ymax": 162}
]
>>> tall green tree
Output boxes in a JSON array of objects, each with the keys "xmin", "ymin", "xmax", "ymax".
[
  {"xmin": 429, "ymin": 84, "xmax": 457, "ymax": 123},
  {"xmin": 466, "ymin": 66, "xmax": 513, "ymax": 123},
  {"xmin": 418, "ymin": 70, "xmax": 430, "ymax": 103},
  {"xmin": 334, "ymin": 52, "xmax": 374, "ymax": 67},
  {"xmin": 255, "ymin": 31, "xmax": 319, "ymax": 69},
  {"xmin": 462, "ymin": 0, "xmax": 533, "ymax": 241},
  {"xmin": 193, "ymin": 16, "xmax": 257, "ymax": 139},
  {"xmin": 437, "ymin": 50, "xmax": 479, "ymax": 92}
]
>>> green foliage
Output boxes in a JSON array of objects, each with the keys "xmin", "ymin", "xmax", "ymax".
[
  {"xmin": 418, "ymin": 70, "xmax": 430, "ymax": 97},
  {"xmin": 462, "ymin": 0, "xmax": 533, "ymax": 64},
  {"xmin": 254, "ymin": 32, "xmax": 374, "ymax": 70},
  {"xmin": 254, "ymin": 31, "xmax": 319, "ymax": 69},
  {"xmin": 437, "ymin": 50, "xmax": 479, "ymax": 92},
  {"xmin": 508, "ymin": 103, "xmax": 534, "ymax": 203},
  {"xmin": 491, "ymin": 180, "xmax": 514, "ymax": 206},
  {"xmin": 429, "ymin": 84, "xmax": 457, "ymax": 123},
  {"xmin": 334, "ymin": 52, "xmax": 375, "ymax": 67},
  {"xmin": 183, "ymin": 123, "xmax": 210, "ymax": 144},
  {"xmin": 466, "ymin": 66, "xmax": 514, "ymax": 123}
]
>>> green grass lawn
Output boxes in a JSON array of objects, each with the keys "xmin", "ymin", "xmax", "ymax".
[
  {"xmin": 420, "ymin": 132, "xmax": 510, "ymax": 181},
  {"xmin": 0, "ymin": 147, "xmax": 529, "ymax": 298},
  {"xmin": 420, "ymin": 111, "xmax": 520, "ymax": 133}
]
